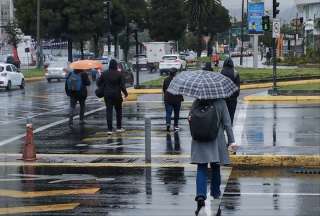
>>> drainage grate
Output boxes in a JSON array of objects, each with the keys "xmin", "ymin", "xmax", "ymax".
[{"xmin": 292, "ymin": 168, "xmax": 320, "ymax": 175}]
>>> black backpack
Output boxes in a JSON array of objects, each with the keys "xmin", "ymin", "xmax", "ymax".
[{"xmin": 189, "ymin": 100, "xmax": 220, "ymax": 142}]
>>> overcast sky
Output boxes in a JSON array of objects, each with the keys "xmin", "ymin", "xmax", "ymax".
[
  {"xmin": 221, "ymin": 0, "xmax": 296, "ymax": 11},
  {"xmin": 221, "ymin": 0, "xmax": 297, "ymax": 20}
]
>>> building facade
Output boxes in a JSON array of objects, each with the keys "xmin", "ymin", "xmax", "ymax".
[{"xmin": 0, "ymin": 0, "xmax": 14, "ymax": 57}]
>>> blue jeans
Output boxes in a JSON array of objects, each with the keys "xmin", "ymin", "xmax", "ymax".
[
  {"xmin": 165, "ymin": 103, "xmax": 181, "ymax": 127},
  {"xmin": 196, "ymin": 163, "xmax": 221, "ymax": 200}
]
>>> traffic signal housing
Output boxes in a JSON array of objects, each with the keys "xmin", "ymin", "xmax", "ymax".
[
  {"xmin": 273, "ymin": 0, "xmax": 280, "ymax": 18},
  {"xmin": 262, "ymin": 16, "xmax": 270, "ymax": 31}
]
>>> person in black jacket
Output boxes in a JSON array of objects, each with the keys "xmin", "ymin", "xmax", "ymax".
[
  {"xmin": 163, "ymin": 68, "xmax": 184, "ymax": 132},
  {"xmin": 65, "ymin": 69, "xmax": 91, "ymax": 126},
  {"xmin": 97, "ymin": 59, "xmax": 128, "ymax": 135},
  {"xmin": 220, "ymin": 57, "xmax": 240, "ymax": 125}
]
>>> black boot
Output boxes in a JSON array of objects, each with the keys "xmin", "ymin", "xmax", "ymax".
[{"xmin": 195, "ymin": 197, "xmax": 205, "ymax": 216}]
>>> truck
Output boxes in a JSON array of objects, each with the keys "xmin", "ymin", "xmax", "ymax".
[{"xmin": 143, "ymin": 42, "xmax": 175, "ymax": 72}]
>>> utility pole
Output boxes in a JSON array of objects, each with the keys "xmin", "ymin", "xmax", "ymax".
[
  {"xmin": 103, "ymin": 0, "xmax": 112, "ymax": 57},
  {"xmin": 134, "ymin": 29, "xmax": 140, "ymax": 88},
  {"xmin": 36, "ymin": 0, "xmax": 43, "ymax": 69},
  {"xmin": 272, "ymin": 0, "xmax": 280, "ymax": 95},
  {"xmin": 294, "ymin": 13, "xmax": 298, "ymax": 57},
  {"xmin": 240, "ymin": 0, "xmax": 245, "ymax": 65}
]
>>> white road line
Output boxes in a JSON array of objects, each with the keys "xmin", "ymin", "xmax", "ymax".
[
  {"xmin": 233, "ymin": 102, "xmax": 248, "ymax": 146},
  {"xmin": 0, "ymin": 106, "xmax": 105, "ymax": 147},
  {"xmin": 223, "ymin": 192, "xmax": 320, "ymax": 196}
]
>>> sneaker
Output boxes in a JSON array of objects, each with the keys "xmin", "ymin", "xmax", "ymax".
[
  {"xmin": 166, "ymin": 125, "xmax": 170, "ymax": 132},
  {"xmin": 174, "ymin": 126, "xmax": 180, "ymax": 132},
  {"xmin": 116, "ymin": 128, "xmax": 126, "ymax": 133},
  {"xmin": 107, "ymin": 130, "xmax": 113, "ymax": 135},
  {"xmin": 195, "ymin": 197, "xmax": 205, "ymax": 216}
]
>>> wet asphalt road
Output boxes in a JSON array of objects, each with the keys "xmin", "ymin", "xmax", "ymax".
[
  {"xmin": 0, "ymin": 78, "xmax": 319, "ymax": 215},
  {"xmin": 0, "ymin": 166, "xmax": 319, "ymax": 216},
  {"xmin": 0, "ymin": 84, "xmax": 319, "ymax": 155}
]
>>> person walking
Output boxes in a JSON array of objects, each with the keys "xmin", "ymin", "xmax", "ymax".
[
  {"xmin": 65, "ymin": 69, "xmax": 91, "ymax": 126},
  {"xmin": 221, "ymin": 57, "xmax": 240, "ymax": 125},
  {"xmin": 97, "ymin": 59, "xmax": 128, "ymax": 135},
  {"xmin": 189, "ymin": 99, "xmax": 237, "ymax": 215},
  {"xmin": 266, "ymin": 48, "xmax": 271, "ymax": 65},
  {"xmin": 163, "ymin": 68, "xmax": 184, "ymax": 132}
]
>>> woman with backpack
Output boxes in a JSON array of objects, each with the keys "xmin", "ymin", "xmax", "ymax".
[
  {"xmin": 65, "ymin": 69, "xmax": 91, "ymax": 126},
  {"xmin": 162, "ymin": 68, "xmax": 184, "ymax": 132},
  {"xmin": 220, "ymin": 57, "xmax": 240, "ymax": 125},
  {"xmin": 189, "ymin": 99, "xmax": 238, "ymax": 215}
]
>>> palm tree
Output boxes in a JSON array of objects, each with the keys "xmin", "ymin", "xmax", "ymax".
[{"xmin": 185, "ymin": 0, "xmax": 221, "ymax": 57}]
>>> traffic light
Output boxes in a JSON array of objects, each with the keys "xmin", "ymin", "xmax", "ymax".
[
  {"xmin": 273, "ymin": 0, "xmax": 280, "ymax": 18},
  {"xmin": 262, "ymin": 16, "xmax": 270, "ymax": 31}
]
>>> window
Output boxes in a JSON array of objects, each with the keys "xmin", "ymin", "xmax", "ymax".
[
  {"xmin": 11, "ymin": 65, "xmax": 17, "ymax": 72},
  {"xmin": 162, "ymin": 56, "xmax": 178, "ymax": 61},
  {"xmin": 0, "ymin": 66, "xmax": 4, "ymax": 72},
  {"xmin": 6, "ymin": 65, "xmax": 12, "ymax": 72}
]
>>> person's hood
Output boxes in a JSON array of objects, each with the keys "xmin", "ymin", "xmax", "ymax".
[{"xmin": 223, "ymin": 57, "xmax": 234, "ymax": 68}]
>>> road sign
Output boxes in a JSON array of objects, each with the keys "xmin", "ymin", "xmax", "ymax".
[
  {"xmin": 248, "ymin": 2, "xmax": 265, "ymax": 34},
  {"xmin": 273, "ymin": 19, "xmax": 281, "ymax": 38}
]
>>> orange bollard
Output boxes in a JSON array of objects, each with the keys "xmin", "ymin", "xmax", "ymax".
[{"xmin": 22, "ymin": 123, "xmax": 37, "ymax": 161}]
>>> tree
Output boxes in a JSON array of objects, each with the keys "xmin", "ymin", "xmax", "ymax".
[
  {"xmin": 4, "ymin": 20, "xmax": 23, "ymax": 64},
  {"xmin": 149, "ymin": 0, "xmax": 187, "ymax": 41},
  {"xmin": 185, "ymin": 0, "xmax": 221, "ymax": 57},
  {"xmin": 119, "ymin": 0, "xmax": 148, "ymax": 61}
]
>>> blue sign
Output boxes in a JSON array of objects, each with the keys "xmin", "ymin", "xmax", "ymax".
[{"xmin": 248, "ymin": 2, "xmax": 264, "ymax": 34}]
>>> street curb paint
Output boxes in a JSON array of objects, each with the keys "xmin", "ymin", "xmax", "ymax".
[
  {"xmin": 0, "ymin": 203, "xmax": 80, "ymax": 215},
  {"xmin": 244, "ymin": 95, "xmax": 320, "ymax": 102},
  {"xmin": 127, "ymin": 79, "xmax": 320, "ymax": 95},
  {"xmin": 0, "ymin": 155, "xmax": 319, "ymax": 168},
  {"xmin": 25, "ymin": 77, "xmax": 44, "ymax": 82}
]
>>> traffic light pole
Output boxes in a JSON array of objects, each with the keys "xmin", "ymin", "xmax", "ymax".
[
  {"xmin": 272, "ymin": 0, "xmax": 280, "ymax": 95},
  {"xmin": 272, "ymin": 37, "xmax": 277, "ymax": 95}
]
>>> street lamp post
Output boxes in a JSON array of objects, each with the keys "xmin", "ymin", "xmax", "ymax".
[
  {"xmin": 103, "ymin": 0, "xmax": 112, "ymax": 56},
  {"xmin": 36, "ymin": 0, "xmax": 43, "ymax": 69},
  {"xmin": 134, "ymin": 28, "xmax": 140, "ymax": 88},
  {"xmin": 240, "ymin": 0, "xmax": 245, "ymax": 66}
]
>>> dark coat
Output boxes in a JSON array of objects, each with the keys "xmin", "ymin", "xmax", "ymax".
[
  {"xmin": 97, "ymin": 69, "xmax": 128, "ymax": 102},
  {"xmin": 191, "ymin": 99, "xmax": 234, "ymax": 164},
  {"xmin": 163, "ymin": 76, "xmax": 184, "ymax": 105},
  {"xmin": 221, "ymin": 58, "xmax": 240, "ymax": 98},
  {"xmin": 65, "ymin": 71, "xmax": 91, "ymax": 99}
]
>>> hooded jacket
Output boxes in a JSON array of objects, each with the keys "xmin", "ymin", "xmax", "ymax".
[{"xmin": 221, "ymin": 58, "xmax": 240, "ymax": 98}]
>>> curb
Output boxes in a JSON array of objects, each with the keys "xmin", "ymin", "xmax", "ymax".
[
  {"xmin": 230, "ymin": 155, "xmax": 320, "ymax": 168},
  {"xmin": 25, "ymin": 77, "xmax": 44, "ymax": 82},
  {"xmin": 244, "ymin": 95, "xmax": 320, "ymax": 102},
  {"xmin": 0, "ymin": 154, "xmax": 319, "ymax": 168},
  {"xmin": 129, "ymin": 79, "xmax": 320, "ymax": 95}
]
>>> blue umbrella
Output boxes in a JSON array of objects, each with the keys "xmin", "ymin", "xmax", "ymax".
[{"xmin": 167, "ymin": 70, "xmax": 238, "ymax": 99}]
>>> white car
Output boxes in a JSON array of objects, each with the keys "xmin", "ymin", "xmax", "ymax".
[
  {"xmin": 45, "ymin": 60, "xmax": 68, "ymax": 82},
  {"xmin": 159, "ymin": 54, "xmax": 187, "ymax": 76},
  {"xmin": 0, "ymin": 63, "xmax": 25, "ymax": 90}
]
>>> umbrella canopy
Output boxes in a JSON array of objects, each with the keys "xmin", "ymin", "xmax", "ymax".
[
  {"xmin": 69, "ymin": 60, "xmax": 103, "ymax": 70},
  {"xmin": 167, "ymin": 70, "xmax": 238, "ymax": 99}
]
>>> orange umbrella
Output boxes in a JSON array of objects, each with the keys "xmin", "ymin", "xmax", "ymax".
[{"xmin": 69, "ymin": 60, "xmax": 103, "ymax": 70}]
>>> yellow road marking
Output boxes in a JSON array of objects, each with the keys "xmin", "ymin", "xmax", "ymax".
[
  {"xmin": 0, "ymin": 188, "xmax": 100, "ymax": 198},
  {"xmin": 0, "ymin": 155, "xmax": 319, "ymax": 167},
  {"xmin": 244, "ymin": 95, "xmax": 320, "ymax": 102},
  {"xmin": 0, "ymin": 203, "xmax": 80, "ymax": 215},
  {"xmin": 83, "ymin": 136, "xmax": 167, "ymax": 142},
  {"xmin": 0, "ymin": 153, "xmax": 190, "ymax": 158}
]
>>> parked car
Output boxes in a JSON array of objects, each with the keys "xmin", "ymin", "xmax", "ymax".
[
  {"xmin": 0, "ymin": 63, "xmax": 25, "ymax": 90},
  {"xmin": 118, "ymin": 61, "xmax": 134, "ymax": 87},
  {"xmin": 45, "ymin": 60, "xmax": 68, "ymax": 82},
  {"xmin": 131, "ymin": 55, "xmax": 149, "ymax": 72},
  {"xmin": 159, "ymin": 54, "xmax": 187, "ymax": 76}
]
